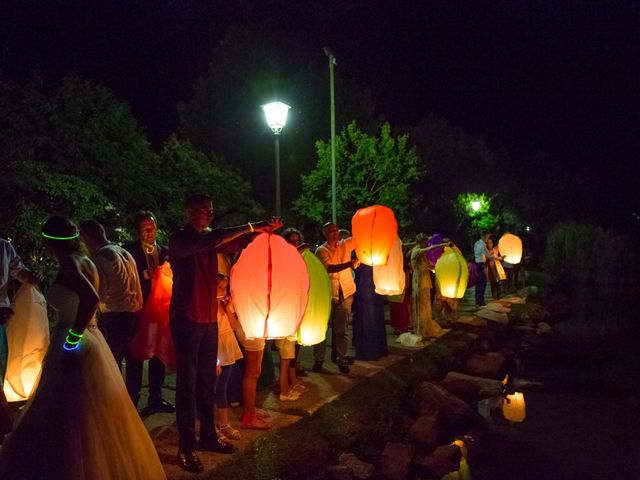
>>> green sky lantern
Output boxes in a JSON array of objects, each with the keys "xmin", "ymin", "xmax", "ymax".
[{"xmin": 296, "ymin": 249, "xmax": 332, "ymax": 346}]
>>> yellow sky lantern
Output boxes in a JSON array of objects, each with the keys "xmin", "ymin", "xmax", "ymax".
[
  {"xmin": 435, "ymin": 247, "xmax": 469, "ymax": 299},
  {"xmin": 498, "ymin": 232, "xmax": 523, "ymax": 264},
  {"xmin": 231, "ymin": 233, "xmax": 309, "ymax": 339},
  {"xmin": 296, "ymin": 249, "xmax": 332, "ymax": 346},
  {"xmin": 351, "ymin": 205, "xmax": 398, "ymax": 266},
  {"xmin": 3, "ymin": 284, "xmax": 49, "ymax": 402},
  {"xmin": 502, "ymin": 392, "xmax": 526, "ymax": 422},
  {"xmin": 373, "ymin": 236, "xmax": 405, "ymax": 295}
]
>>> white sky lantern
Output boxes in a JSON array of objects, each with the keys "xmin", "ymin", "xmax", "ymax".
[
  {"xmin": 262, "ymin": 101, "xmax": 291, "ymax": 134},
  {"xmin": 498, "ymin": 232, "xmax": 523, "ymax": 264}
]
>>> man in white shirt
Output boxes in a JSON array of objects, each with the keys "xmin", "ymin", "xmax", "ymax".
[
  {"xmin": 80, "ymin": 220, "xmax": 143, "ymax": 370},
  {"xmin": 312, "ymin": 223, "xmax": 359, "ymax": 374},
  {"xmin": 473, "ymin": 231, "xmax": 493, "ymax": 307}
]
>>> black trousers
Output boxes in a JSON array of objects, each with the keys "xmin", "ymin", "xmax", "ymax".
[
  {"xmin": 125, "ymin": 354, "xmax": 166, "ymax": 406},
  {"xmin": 170, "ymin": 319, "xmax": 219, "ymax": 452},
  {"xmin": 99, "ymin": 311, "xmax": 139, "ymax": 368}
]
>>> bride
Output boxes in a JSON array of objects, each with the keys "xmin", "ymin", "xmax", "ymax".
[{"xmin": 0, "ymin": 216, "xmax": 166, "ymax": 480}]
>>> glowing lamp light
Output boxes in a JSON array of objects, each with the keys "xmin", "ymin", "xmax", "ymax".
[
  {"xmin": 502, "ymin": 392, "xmax": 526, "ymax": 422},
  {"xmin": 3, "ymin": 284, "xmax": 49, "ymax": 402},
  {"xmin": 498, "ymin": 232, "xmax": 523, "ymax": 264},
  {"xmin": 231, "ymin": 233, "xmax": 309, "ymax": 339},
  {"xmin": 262, "ymin": 101, "xmax": 291, "ymax": 134},
  {"xmin": 435, "ymin": 247, "xmax": 469, "ymax": 299},
  {"xmin": 373, "ymin": 236, "xmax": 405, "ymax": 295},
  {"xmin": 351, "ymin": 205, "xmax": 398, "ymax": 266},
  {"xmin": 470, "ymin": 200, "xmax": 481, "ymax": 212},
  {"xmin": 296, "ymin": 249, "xmax": 332, "ymax": 346}
]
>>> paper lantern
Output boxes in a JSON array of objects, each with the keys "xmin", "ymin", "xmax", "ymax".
[
  {"xmin": 3, "ymin": 284, "xmax": 49, "ymax": 402},
  {"xmin": 296, "ymin": 249, "xmax": 332, "ymax": 346},
  {"xmin": 498, "ymin": 233, "xmax": 523, "ymax": 264},
  {"xmin": 351, "ymin": 205, "xmax": 398, "ymax": 266},
  {"xmin": 435, "ymin": 247, "xmax": 469, "ymax": 299},
  {"xmin": 502, "ymin": 392, "xmax": 526, "ymax": 422},
  {"xmin": 231, "ymin": 233, "xmax": 309, "ymax": 339},
  {"xmin": 373, "ymin": 236, "xmax": 405, "ymax": 295}
]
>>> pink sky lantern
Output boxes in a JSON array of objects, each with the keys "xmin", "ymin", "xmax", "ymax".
[
  {"xmin": 351, "ymin": 205, "xmax": 398, "ymax": 266},
  {"xmin": 373, "ymin": 236, "xmax": 405, "ymax": 295},
  {"xmin": 231, "ymin": 233, "xmax": 309, "ymax": 339}
]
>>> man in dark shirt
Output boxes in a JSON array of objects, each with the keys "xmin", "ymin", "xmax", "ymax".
[
  {"xmin": 123, "ymin": 211, "xmax": 174, "ymax": 414},
  {"xmin": 169, "ymin": 193, "xmax": 281, "ymax": 474}
]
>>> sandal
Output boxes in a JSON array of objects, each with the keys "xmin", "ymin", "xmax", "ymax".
[{"xmin": 217, "ymin": 423, "xmax": 241, "ymax": 440}]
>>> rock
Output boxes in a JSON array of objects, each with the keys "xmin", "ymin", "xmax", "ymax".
[
  {"xmin": 432, "ymin": 444, "xmax": 462, "ymax": 463},
  {"xmin": 475, "ymin": 308, "xmax": 509, "ymax": 325},
  {"xmin": 454, "ymin": 315, "xmax": 487, "ymax": 327},
  {"xmin": 413, "ymin": 455, "xmax": 459, "ymax": 478},
  {"xmin": 327, "ymin": 465, "xmax": 354, "ymax": 480},
  {"xmin": 339, "ymin": 453, "xmax": 376, "ymax": 480},
  {"xmin": 464, "ymin": 352, "xmax": 506, "ymax": 379},
  {"xmin": 536, "ymin": 321, "xmax": 552, "ymax": 334},
  {"xmin": 439, "ymin": 377, "xmax": 481, "ymax": 405},
  {"xmin": 380, "ymin": 442, "xmax": 414, "ymax": 480},
  {"xmin": 408, "ymin": 413, "xmax": 439, "ymax": 447},
  {"xmin": 412, "ymin": 382, "xmax": 476, "ymax": 433},
  {"xmin": 501, "ymin": 295, "xmax": 525, "ymax": 304},
  {"xmin": 484, "ymin": 301, "xmax": 511, "ymax": 313},
  {"xmin": 442, "ymin": 372, "xmax": 503, "ymax": 398}
]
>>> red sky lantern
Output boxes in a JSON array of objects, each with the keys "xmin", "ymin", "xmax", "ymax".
[
  {"xmin": 351, "ymin": 205, "xmax": 398, "ymax": 266},
  {"xmin": 231, "ymin": 233, "xmax": 309, "ymax": 339}
]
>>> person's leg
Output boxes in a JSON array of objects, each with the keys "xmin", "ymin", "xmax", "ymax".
[
  {"xmin": 334, "ymin": 296, "xmax": 353, "ymax": 363},
  {"xmin": 196, "ymin": 322, "xmax": 218, "ymax": 444},
  {"xmin": 100, "ymin": 312, "xmax": 139, "ymax": 369},
  {"xmin": 148, "ymin": 356, "xmax": 166, "ymax": 402},
  {"xmin": 171, "ymin": 319, "xmax": 199, "ymax": 453},
  {"xmin": 241, "ymin": 349, "xmax": 269, "ymax": 428},
  {"xmin": 475, "ymin": 263, "xmax": 487, "ymax": 305},
  {"xmin": 216, "ymin": 365, "xmax": 241, "ymax": 440},
  {"xmin": 124, "ymin": 351, "xmax": 143, "ymax": 407}
]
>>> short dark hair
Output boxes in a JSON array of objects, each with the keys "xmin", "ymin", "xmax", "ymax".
[
  {"xmin": 79, "ymin": 219, "xmax": 106, "ymax": 241},
  {"xmin": 282, "ymin": 227, "xmax": 304, "ymax": 243},
  {"xmin": 133, "ymin": 210, "xmax": 156, "ymax": 230},
  {"xmin": 185, "ymin": 194, "xmax": 213, "ymax": 209}
]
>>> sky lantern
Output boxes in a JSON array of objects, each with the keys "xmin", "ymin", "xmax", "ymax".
[
  {"xmin": 435, "ymin": 247, "xmax": 469, "ymax": 299},
  {"xmin": 296, "ymin": 249, "xmax": 332, "ymax": 346},
  {"xmin": 3, "ymin": 284, "xmax": 49, "ymax": 402},
  {"xmin": 231, "ymin": 233, "xmax": 309, "ymax": 339},
  {"xmin": 498, "ymin": 232, "xmax": 523, "ymax": 264},
  {"xmin": 351, "ymin": 205, "xmax": 398, "ymax": 266},
  {"xmin": 373, "ymin": 236, "xmax": 405, "ymax": 295},
  {"xmin": 502, "ymin": 392, "xmax": 526, "ymax": 422}
]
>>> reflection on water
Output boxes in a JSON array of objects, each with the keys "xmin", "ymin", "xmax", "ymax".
[{"xmin": 561, "ymin": 284, "xmax": 636, "ymax": 335}]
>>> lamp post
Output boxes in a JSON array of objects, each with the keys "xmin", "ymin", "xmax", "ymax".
[
  {"xmin": 262, "ymin": 101, "xmax": 291, "ymax": 217},
  {"xmin": 324, "ymin": 47, "xmax": 337, "ymax": 224}
]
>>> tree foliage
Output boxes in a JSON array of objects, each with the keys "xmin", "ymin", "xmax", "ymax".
[{"xmin": 293, "ymin": 122, "xmax": 421, "ymax": 229}]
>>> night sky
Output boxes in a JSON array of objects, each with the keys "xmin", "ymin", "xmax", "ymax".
[{"xmin": 2, "ymin": 1, "xmax": 638, "ymax": 220}]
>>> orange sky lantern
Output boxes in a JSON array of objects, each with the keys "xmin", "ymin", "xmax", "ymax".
[
  {"xmin": 373, "ymin": 236, "xmax": 405, "ymax": 295},
  {"xmin": 231, "ymin": 233, "xmax": 309, "ymax": 339},
  {"xmin": 351, "ymin": 205, "xmax": 398, "ymax": 266},
  {"xmin": 498, "ymin": 232, "xmax": 523, "ymax": 264}
]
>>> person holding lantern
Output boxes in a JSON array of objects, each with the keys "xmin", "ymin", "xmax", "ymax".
[
  {"xmin": 473, "ymin": 231, "xmax": 494, "ymax": 306},
  {"xmin": 123, "ymin": 211, "xmax": 175, "ymax": 414},
  {"xmin": 410, "ymin": 234, "xmax": 450, "ymax": 340},
  {"xmin": 312, "ymin": 222, "xmax": 359, "ymax": 375},
  {"xmin": 0, "ymin": 216, "xmax": 166, "ymax": 479},
  {"xmin": 168, "ymin": 193, "xmax": 281, "ymax": 474}
]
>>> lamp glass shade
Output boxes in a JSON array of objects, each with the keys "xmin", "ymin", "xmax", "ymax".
[
  {"xmin": 296, "ymin": 249, "xmax": 332, "ymax": 346},
  {"xmin": 373, "ymin": 236, "xmax": 405, "ymax": 295},
  {"xmin": 3, "ymin": 284, "xmax": 49, "ymax": 402},
  {"xmin": 435, "ymin": 247, "xmax": 469, "ymax": 299},
  {"xmin": 231, "ymin": 233, "xmax": 309, "ymax": 339},
  {"xmin": 498, "ymin": 233, "xmax": 523, "ymax": 264},
  {"xmin": 351, "ymin": 205, "xmax": 398, "ymax": 266},
  {"xmin": 262, "ymin": 101, "xmax": 290, "ymax": 133},
  {"xmin": 502, "ymin": 392, "xmax": 526, "ymax": 422}
]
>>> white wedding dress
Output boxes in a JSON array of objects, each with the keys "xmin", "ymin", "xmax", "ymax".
[{"xmin": 0, "ymin": 283, "xmax": 167, "ymax": 479}]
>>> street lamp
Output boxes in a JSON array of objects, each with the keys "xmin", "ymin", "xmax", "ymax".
[
  {"xmin": 324, "ymin": 47, "xmax": 337, "ymax": 224},
  {"xmin": 262, "ymin": 101, "xmax": 291, "ymax": 217},
  {"xmin": 470, "ymin": 200, "xmax": 481, "ymax": 212}
]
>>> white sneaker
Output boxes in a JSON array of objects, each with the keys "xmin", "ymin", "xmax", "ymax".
[{"xmin": 279, "ymin": 390, "xmax": 301, "ymax": 401}]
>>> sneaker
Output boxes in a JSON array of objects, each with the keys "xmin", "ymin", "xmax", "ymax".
[
  {"xmin": 279, "ymin": 390, "xmax": 301, "ymax": 401},
  {"xmin": 217, "ymin": 423, "xmax": 241, "ymax": 440},
  {"xmin": 292, "ymin": 382, "xmax": 308, "ymax": 392}
]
